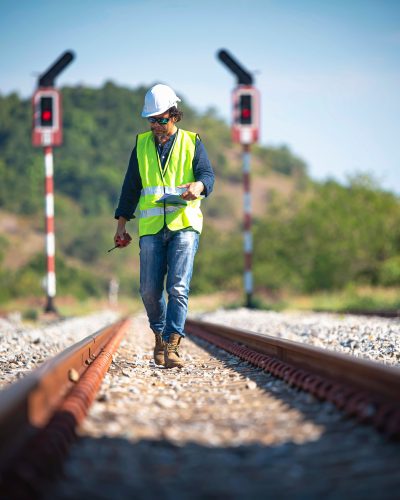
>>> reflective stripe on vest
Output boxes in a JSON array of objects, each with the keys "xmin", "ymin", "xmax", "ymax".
[
  {"xmin": 136, "ymin": 129, "xmax": 203, "ymax": 237},
  {"xmin": 138, "ymin": 206, "xmax": 181, "ymax": 219},
  {"xmin": 140, "ymin": 186, "xmax": 181, "ymax": 197}
]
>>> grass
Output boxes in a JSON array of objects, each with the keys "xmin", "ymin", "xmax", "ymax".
[
  {"xmin": 1, "ymin": 286, "xmax": 399, "ymax": 323},
  {"xmin": 0, "ymin": 295, "xmax": 142, "ymax": 322},
  {"xmin": 0, "ymin": 291, "xmax": 240, "ymax": 323},
  {"xmin": 221, "ymin": 286, "xmax": 400, "ymax": 314},
  {"xmin": 286, "ymin": 285, "xmax": 400, "ymax": 314}
]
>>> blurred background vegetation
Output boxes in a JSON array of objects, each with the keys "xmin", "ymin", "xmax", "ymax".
[{"xmin": 0, "ymin": 82, "xmax": 399, "ymax": 313}]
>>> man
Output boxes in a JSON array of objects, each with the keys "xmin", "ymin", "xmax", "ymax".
[{"xmin": 114, "ymin": 84, "xmax": 215, "ymax": 368}]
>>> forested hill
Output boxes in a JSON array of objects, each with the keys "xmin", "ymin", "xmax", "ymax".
[
  {"xmin": 0, "ymin": 81, "xmax": 307, "ymax": 218},
  {"xmin": 1, "ymin": 82, "xmax": 399, "ymax": 303}
]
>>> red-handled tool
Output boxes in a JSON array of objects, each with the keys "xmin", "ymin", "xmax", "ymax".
[{"xmin": 108, "ymin": 232, "xmax": 132, "ymax": 252}]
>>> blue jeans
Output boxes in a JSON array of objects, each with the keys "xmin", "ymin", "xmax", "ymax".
[{"xmin": 139, "ymin": 227, "xmax": 200, "ymax": 342}]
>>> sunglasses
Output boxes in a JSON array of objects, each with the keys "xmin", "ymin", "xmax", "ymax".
[{"xmin": 148, "ymin": 116, "xmax": 170, "ymax": 125}]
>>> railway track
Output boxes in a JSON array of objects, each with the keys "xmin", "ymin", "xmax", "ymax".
[
  {"xmin": 185, "ymin": 318, "xmax": 400, "ymax": 437},
  {"xmin": 0, "ymin": 318, "xmax": 131, "ymax": 498},
  {"xmin": 0, "ymin": 313, "xmax": 399, "ymax": 499}
]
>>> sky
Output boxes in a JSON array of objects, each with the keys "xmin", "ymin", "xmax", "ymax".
[{"xmin": 1, "ymin": 0, "xmax": 399, "ymax": 193}]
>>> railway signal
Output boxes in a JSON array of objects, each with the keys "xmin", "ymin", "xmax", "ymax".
[
  {"xmin": 31, "ymin": 51, "xmax": 75, "ymax": 313},
  {"xmin": 217, "ymin": 49, "xmax": 261, "ymax": 308},
  {"xmin": 32, "ymin": 89, "xmax": 62, "ymax": 147},
  {"xmin": 232, "ymin": 85, "xmax": 260, "ymax": 144}
]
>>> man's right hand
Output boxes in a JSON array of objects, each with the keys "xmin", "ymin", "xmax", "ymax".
[
  {"xmin": 114, "ymin": 230, "xmax": 132, "ymax": 248},
  {"xmin": 114, "ymin": 218, "xmax": 132, "ymax": 248}
]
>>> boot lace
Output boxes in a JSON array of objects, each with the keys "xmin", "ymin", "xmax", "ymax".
[{"xmin": 167, "ymin": 342, "xmax": 180, "ymax": 356}]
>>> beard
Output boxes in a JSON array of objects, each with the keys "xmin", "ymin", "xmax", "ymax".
[{"xmin": 152, "ymin": 128, "xmax": 169, "ymax": 144}]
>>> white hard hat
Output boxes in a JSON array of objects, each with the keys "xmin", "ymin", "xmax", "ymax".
[{"xmin": 141, "ymin": 84, "xmax": 181, "ymax": 117}]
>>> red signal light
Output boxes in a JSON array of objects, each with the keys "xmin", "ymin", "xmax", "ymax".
[
  {"xmin": 39, "ymin": 96, "xmax": 54, "ymax": 127},
  {"xmin": 42, "ymin": 110, "xmax": 52, "ymax": 121},
  {"xmin": 239, "ymin": 94, "xmax": 252, "ymax": 125}
]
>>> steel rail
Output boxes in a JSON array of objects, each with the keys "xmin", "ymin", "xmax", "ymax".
[
  {"xmin": 0, "ymin": 318, "xmax": 131, "ymax": 471},
  {"xmin": 185, "ymin": 318, "xmax": 400, "ymax": 436},
  {"xmin": 315, "ymin": 308, "xmax": 400, "ymax": 319}
]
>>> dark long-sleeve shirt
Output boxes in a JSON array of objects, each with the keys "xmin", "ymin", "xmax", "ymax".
[{"xmin": 114, "ymin": 130, "xmax": 215, "ymax": 221}]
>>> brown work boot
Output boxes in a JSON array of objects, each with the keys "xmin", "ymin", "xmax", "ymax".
[
  {"xmin": 164, "ymin": 333, "xmax": 184, "ymax": 368},
  {"xmin": 153, "ymin": 332, "xmax": 165, "ymax": 366}
]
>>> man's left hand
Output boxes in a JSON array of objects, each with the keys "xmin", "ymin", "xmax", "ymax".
[{"xmin": 178, "ymin": 181, "xmax": 204, "ymax": 201}]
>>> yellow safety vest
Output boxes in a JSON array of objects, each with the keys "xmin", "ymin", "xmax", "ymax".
[{"xmin": 136, "ymin": 129, "xmax": 203, "ymax": 236}]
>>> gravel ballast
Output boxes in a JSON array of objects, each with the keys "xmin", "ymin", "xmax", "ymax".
[
  {"xmin": 0, "ymin": 309, "xmax": 399, "ymax": 499},
  {"xmin": 44, "ymin": 313, "xmax": 399, "ymax": 500},
  {"xmin": 0, "ymin": 310, "xmax": 119, "ymax": 389}
]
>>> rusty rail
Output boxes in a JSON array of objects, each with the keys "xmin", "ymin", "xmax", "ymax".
[
  {"xmin": 0, "ymin": 318, "xmax": 131, "ymax": 474},
  {"xmin": 185, "ymin": 318, "xmax": 400, "ymax": 437}
]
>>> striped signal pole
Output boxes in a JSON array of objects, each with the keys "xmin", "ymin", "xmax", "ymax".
[
  {"xmin": 217, "ymin": 50, "xmax": 260, "ymax": 308},
  {"xmin": 44, "ymin": 146, "xmax": 56, "ymax": 312},
  {"xmin": 243, "ymin": 144, "xmax": 253, "ymax": 308},
  {"xmin": 32, "ymin": 51, "xmax": 75, "ymax": 313}
]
